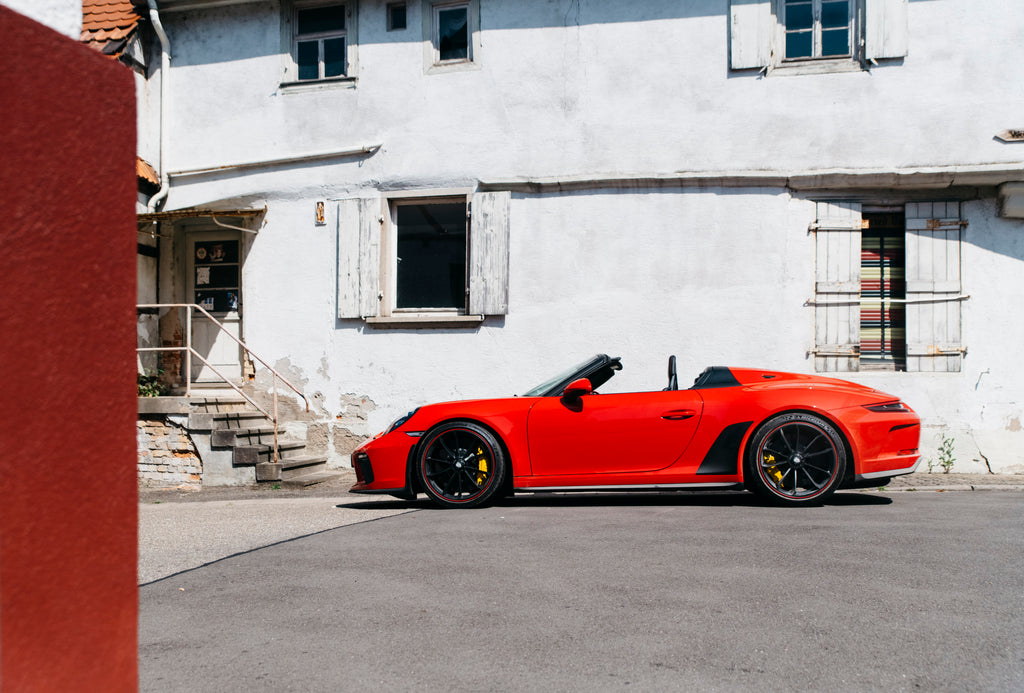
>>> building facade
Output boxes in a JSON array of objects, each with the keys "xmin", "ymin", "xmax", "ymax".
[{"xmin": 133, "ymin": 0, "xmax": 1024, "ymax": 474}]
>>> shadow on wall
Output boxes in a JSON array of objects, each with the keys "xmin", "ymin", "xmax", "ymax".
[{"xmin": 166, "ymin": 0, "xmax": 727, "ymax": 67}]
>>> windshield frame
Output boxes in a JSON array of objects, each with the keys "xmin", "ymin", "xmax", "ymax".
[{"xmin": 521, "ymin": 354, "xmax": 622, "ymax": 397}]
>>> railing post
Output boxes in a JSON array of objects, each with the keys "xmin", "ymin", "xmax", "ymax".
[
  {"xmin": 185, "ymin": 306, "xmax": 192, "ymax": 396},
  {"xmin": 272, "ymin": 379, "xmax": 279, "ymax": 465}
]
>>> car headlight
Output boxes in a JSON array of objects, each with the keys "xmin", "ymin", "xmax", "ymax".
[
  {"xmin": 863, "ymin": 401, "xmax": 911, "ymax": 413},
  {"xmin": 385, "ymin": 408, "xmax": 420, "ymax": 434}
]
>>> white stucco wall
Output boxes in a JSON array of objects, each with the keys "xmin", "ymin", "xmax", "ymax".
[
  {"xmin": 146, "ymin": 0, "xmax": 1024, "ymax": 473},
  {"xmin": 158, "ymin": 0, "xmax": 1024, "ymax": 190},
  {"xmin": 1, "ymin": 0, "xmax": 81, "ymax": 39}
]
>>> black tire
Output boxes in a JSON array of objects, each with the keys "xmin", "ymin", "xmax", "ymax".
[
  {"xmin": 745, "ymin": 412, "xmax": 846, "ymax": 506},
  {"xmin": 416, "ymin": 421, "xmax": 506, "ymax": 509}
]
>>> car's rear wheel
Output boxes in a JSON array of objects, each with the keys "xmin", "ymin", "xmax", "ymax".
[
  {"xmin": 416, "ymin": 422, "xmax": 505, "ymax": 509},
  {"xmin": 745, "ymin": 412, "xmax": 846, "ymax": 505}
]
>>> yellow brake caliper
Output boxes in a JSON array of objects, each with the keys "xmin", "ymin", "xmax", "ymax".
[
  {"xmin": 475, "ymin": 447, "xmax": 489, "ymax": 486},
  {"xmin": 763, "ymin": 453, "xmax": 783, "ymax": 485}
]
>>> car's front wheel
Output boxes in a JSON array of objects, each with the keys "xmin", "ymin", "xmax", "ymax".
[
  {"xmin": 416, "ymin": 421, "xmax": 505, "ymax": 509},
  {"xmin": 745, "ymin": 412, "xmax": 846, "ymax": 505}
]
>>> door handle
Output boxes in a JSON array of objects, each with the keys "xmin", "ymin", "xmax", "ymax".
[{"xmin": 661, "ymin": 410, "xmax": 696, "ymax": 421}]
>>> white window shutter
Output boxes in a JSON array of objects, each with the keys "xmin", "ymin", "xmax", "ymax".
[
  {"xmin": 814, "ymin": 201, "xmax": 862, "ymax": 373},
  {"xmin": 904, "ymin": 202, "xmax": 963, "ymax": 372},
  {"xmin": 865, "ymin": 0, "xmax": 908, "ymax": 60},
  {"xmin": 729, "ymin": 0, "xmax": 772, "ymax": 70},
  {"xmin": 336, "ymin": 197, "xmax": 381, "ymax": 319},
  {"xmin": 468, "ymin": 191, "xmax": 511, "ymax": 316}
]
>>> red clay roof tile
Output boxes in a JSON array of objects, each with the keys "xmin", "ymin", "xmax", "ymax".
[{"xmin": 81, "ymin": 1, "xmax": 143, "ymax": 58}]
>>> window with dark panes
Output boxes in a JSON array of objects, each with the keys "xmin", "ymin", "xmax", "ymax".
[
  {"xmin": 387, "ymin": 2, "xmax": 407, "ymax": 31},
  {"xmin": 395, "ymin": 201, "xmax": 467, "ymax": 310},
  {"xmin": 194, "ymin": 240, "xmax": 240, "ymax": 314},
  {"xmin": 784, "ymin": 0, "xmax": 851, "ymax": 60},
  {"xmin": 294, "ymin": 3, "xmax": 347, "ymax": 80},
  {"xmin": 436, "ymin": 4, "xmax": 469, "ymax": 61}
]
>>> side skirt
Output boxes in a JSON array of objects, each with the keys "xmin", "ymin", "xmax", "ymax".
[{"xmin": 516, "ymin": 482, "xmax": 744, "ymax": 493}]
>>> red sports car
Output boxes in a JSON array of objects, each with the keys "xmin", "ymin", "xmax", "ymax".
[{"xmin": 350, "ymin": 354, "xmax": 921, "ymax": 507}]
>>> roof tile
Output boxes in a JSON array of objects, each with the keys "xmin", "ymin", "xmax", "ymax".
[{"xmin": 81, "ymin": 1, "xmax": 143, "ymax": 58}]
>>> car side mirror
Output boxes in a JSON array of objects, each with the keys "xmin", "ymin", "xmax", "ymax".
[{"xmin": 562, "ymin": 378, "xmax": 593, "ymax": 401}]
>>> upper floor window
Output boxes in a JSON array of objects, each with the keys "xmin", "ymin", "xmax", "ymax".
[
  {"xmin": 387, "ymin": 2, "xmax": 407, "ymax": 31},
  {"xmin": 782, "ymin": 0, "xmax": 852, "ymax": 60},
  {"xmin": 423, "ymin": 0, "xmax": 480, "ymax": 72},
  {"xmin": 286, "ymin": 2, "xmax": 355, "ymax": 84},
  {"xmin": 435, "ymin": 3, "xmax": 470, "ymax": 62},
  {"xmin": 729, "ymin": 0, "xmax": 908, "ymax": 73}
]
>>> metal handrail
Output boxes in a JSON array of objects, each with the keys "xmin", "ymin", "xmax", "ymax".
[{"xmin": 137, "ymin": 303, "xmax": 310, "ymax": 466}]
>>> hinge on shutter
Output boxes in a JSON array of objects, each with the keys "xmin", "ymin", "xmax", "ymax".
[{"xmin": 926, "ymin": 219, "xmax": 968, "ymax": 230}]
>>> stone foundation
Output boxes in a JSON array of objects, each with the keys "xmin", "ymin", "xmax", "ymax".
[{"xmin": 137, "ymin": 415, "xmax": 202, "ymax": 488}]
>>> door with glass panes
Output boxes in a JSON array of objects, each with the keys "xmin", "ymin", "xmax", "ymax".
[{"xmin": 188, "ymin": 231, "xmax": 242, "ymax": 381}]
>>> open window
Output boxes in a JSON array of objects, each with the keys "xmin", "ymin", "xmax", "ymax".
[{"xmin": 337, "ymin": 191, "xmax": 510, "ymax": 325}]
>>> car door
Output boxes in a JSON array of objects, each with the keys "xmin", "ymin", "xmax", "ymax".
[{"xmin": 527, "ymin": 390, "xmax": 704, "ymax": 476}]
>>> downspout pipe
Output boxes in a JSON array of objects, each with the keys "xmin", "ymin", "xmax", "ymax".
[{"xmin": 147, "ymin": 0, "xmax": 171, "ymax": 212}]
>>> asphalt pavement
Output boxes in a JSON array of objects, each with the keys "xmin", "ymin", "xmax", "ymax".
[{"xmin": 139, "ymin": 484, "xmax": 1024, "ymax": 692}]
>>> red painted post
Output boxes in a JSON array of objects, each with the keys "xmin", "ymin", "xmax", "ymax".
[{"xmin": 0, "ymin": 7, "xmax": 138, "ymax": 691}]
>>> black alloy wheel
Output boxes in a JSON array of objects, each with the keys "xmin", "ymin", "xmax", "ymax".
[
  {"xmin": 417, "ymin": 421, "xmax": 506, "ymax": 508},
  {"xmin": 746, "ymin": 412, "xmax": 846, "ymax": 505}
]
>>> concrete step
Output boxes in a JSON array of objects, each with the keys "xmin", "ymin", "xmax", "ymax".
[
  {"xmin": 188, "ymin": 396, "xmax": 251, "ymax": 414},
  {"xmin": 281, "ymin": 455, "xmax": 329, "ymax": 480},
  {"xmin": 233, "ymin": 440, "xmax": 306, "ymax": 466},
  {"xmin": 213, "ymin": 411, "xmax": 269, "ymax": 429},
  {"xmin": 254, "ymin": 455, "xmax": 328, "ymax": 483},
  {"xmin": 212, "ymin": 426, "xmax": 277, "ymax": 447},
  {"xmin": 281, "ymin": 470, "xmax": 344, "ymax": 488}
]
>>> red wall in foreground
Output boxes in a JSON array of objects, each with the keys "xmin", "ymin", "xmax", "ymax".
[{"xmin": 0, "ymin": 7, "xmax": 138, "ymax": 691}]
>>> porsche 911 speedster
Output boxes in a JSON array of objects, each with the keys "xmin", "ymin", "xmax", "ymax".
[{"xmin": 349, "ymin": 354, "xmax": 921, "ymax": 507}]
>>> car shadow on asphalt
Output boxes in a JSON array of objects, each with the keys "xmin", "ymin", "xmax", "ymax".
[{"xmin": 335, "ymin": 491, "xmax": 893, "ymax": 511}]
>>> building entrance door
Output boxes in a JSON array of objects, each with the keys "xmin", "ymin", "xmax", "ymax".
[{"xmin": 187, "ymin": 231, "xmax": 242, "ymax": 382}]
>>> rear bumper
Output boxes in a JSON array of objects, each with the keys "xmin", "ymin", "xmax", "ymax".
[
  {"xmin": 836, "ymin": 405, "xmax": 921, "ymax": 479},
  {"xmin": 855, "ymin": 459, "xmax": 920, "ymax": 481}
]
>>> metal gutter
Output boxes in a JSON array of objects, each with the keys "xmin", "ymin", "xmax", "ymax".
[
  {"xmin": 146, "ymin": 0, "xmax": 171, "ymax": 212},
  {"xmin": 167, "ymin": 144, "xmax": 383, "ymax": 178}
]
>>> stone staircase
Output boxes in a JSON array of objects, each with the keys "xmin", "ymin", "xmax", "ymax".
[{"xmin": 188, "ymin": 396, "xmax": 337, "ymax": 486}]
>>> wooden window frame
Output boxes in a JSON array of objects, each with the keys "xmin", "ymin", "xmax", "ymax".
[
  {"xmin": 337, "ymin": 190, "xmax": 509, "ymax": 326},
  {"xmin": 422, "ymin": 0, "xmax": 481, "ymax": 74},
  {"xmin": 282, "ymin": 1, "xmax": 357, "ymax": 88},
  {"xmin": 780, "ymin": 0, "xmax": 855, "ymax": 62},
  {"xmin": 383, "ymin": 194, "xmax": 471, "ymax": 318}
]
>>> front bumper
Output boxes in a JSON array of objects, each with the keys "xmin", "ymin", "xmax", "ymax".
[{"xmin": 349, "ymin": 430, "xmax": 418, "ymax": 495}]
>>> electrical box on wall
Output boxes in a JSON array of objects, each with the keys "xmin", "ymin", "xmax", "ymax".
[{"xmin": 998, "ymin": 183, "xmax": 1024, "ymax": 219}]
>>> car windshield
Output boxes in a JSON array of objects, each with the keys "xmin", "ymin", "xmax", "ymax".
[{"xmin": 521, "ymin": 355, "xmax": 619, "ymax": 397}]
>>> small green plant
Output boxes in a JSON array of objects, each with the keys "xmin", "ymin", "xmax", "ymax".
[
  {"xmin": 138, "ymin": 369, "xmax": 169, "ymax": 397},
  {"xmin": 271, "ymin": 483, "xmax": 282, "ymax": 490},
  {"xmin": 936, "ymin": 433, "xmax": 956, "ymax": 474}
]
